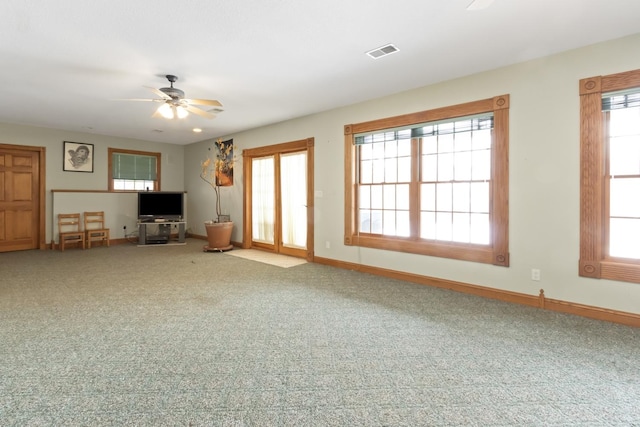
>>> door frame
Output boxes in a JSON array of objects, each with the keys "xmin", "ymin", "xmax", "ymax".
[
  {"xmin": 0, "ymin": 143, "xmax": 47, "ymax": 250},
  {"xmin": 242, "ymin": 138, "xmax": 314, "ymax": 261}
]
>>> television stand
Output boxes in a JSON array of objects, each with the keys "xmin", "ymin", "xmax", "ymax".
[{"xmin": 138, "ymin": 221, "xmax": 186, "ymax": 246}]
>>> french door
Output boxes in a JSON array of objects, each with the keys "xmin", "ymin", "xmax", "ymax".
[{"xmin": 243, "ymin": 138, "xmax": 314, "ymax": 260}]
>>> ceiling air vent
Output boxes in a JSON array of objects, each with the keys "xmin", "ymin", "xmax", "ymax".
[{"xmin": 366, "ymin": 44, "xmax": 399, "ymax": 59}]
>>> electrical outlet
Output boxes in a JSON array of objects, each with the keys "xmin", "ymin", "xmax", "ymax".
[{"xmin": 531, "ymin": 268, "xmax": 541, "ymax": 281}]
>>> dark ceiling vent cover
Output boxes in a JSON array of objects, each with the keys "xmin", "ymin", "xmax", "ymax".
[{"xmin": 366, "ymin": 44, "xmax": 399, "ymax": 59}]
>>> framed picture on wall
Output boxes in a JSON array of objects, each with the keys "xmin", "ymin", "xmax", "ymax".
[{"xmin": 63, "ymin": 141, "xmax": 94, "ymax": 173}]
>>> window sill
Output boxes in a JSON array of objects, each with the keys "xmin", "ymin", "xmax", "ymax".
[{"xmin": 346, "ymin": 234, "xmax": 507, "ymax": 266}]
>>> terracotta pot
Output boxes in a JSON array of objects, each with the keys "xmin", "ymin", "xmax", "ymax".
[{"xmin": 204, "ymin": 221, "xmax": 234, "ymax": 252}]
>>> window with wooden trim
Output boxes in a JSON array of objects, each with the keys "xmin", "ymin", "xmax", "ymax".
[
  {"xmin": 580, "ymin": 69, "xmax": 640, "ymax": 283},
  {"xmin": 344, "ymin": 95, "xmax": 510, "ymax": 266},
  {"xmin": 108, "ymin": 148, "xmax": 161, "ymax": 191}
]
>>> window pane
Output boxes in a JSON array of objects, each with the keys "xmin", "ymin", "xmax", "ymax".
[
  {"xmin": 372, "ymin": 143, "xmax": 384, "ymax": 159},
  {"xmin": 360, "ymin": 144, "xmax": 373, "ymax": 160},
  {"xmin": 360, "ymin": 160, "xmax": 373, "ymax": 184},
  {"xmin": 473, "ymin": 129, "xmax": 492, "ymax": 150},
  {"xmin": 385, "ymin": 140, "xmax": 397, "ymax": 158},
  {"xmin": 370, "ymin": 210, "xmax": 383, "ymax": 234},
  {"xmin": 252, "ymin": 157, "xmax": 275, "ymax": 244},
  {"xmin": 372, "ymin": 159, "xmax": 384, "ymax": 183},
  {"xmin": 422, "ymin": 154, "xmax": 437, "ymax": 181},
  {"xmin": 470, "ymin": 213, "xmax": 490, "ymax": 244},
  {"xmin": 470, "ymin": 182, "xmax": 490, "ymax": 213},
  {"xmin": 359, "ymin": 210, "xmax": 371, "ymax": 233},
  {"xmin": 383, "ymin": 185, "xmax": 396, "ymax": 209},
  {"xmin": 396, "ymin": 184, "xmax": 410, "ymax": 210},
  {"xmin": 383, "ymin": 210, "xmax": 396, "ymax": 235},
  {"xmin": 384, "ymin": 158, "xmax": 397, "ymax": 183},
  {"xmin": 421, "ymin": 183, "xmax": 435, "ymax": 211},
  {"xmin": 471, "ymin": 149, "xmax": 491, "ymax": 180},
  {"xmin": 421, "ymin": 211, "xmax": 435, "ymax": 239},
  {"xmin": 423, "ymin": 136, "xmax": 437, "ymax": 154},
  {"xmin": 371, "ymin": 185, "xmax": 383, "ymax": 209},
  {"xmin": 436, "ymin": 183, "xmax": 452, "ymax": 211},
  {"xmin": 610, "ymin": 178, "xmax": 640, "ymax": 217},
  {"xmin": 439, "ymin": 123, "xmax": 454, "ymax": 141},
  {"xmin": 113, "ymin": 178, "xmax": 154, "ymax": 191},
  {"xmin": 397, "ymin": 210, "xmax": 410, "ymax": 237},
  {"xmin": 438, "ymin": 153, "xmax": 454, "ymax": 181},
  {"xmin": 438, "ymin": 134, "xmax": 454, "ymax": 154},
  {"xmin": 452, "ymin": 213, "xmax": 470, "ymax": 243},
  {"xmin": 610, "ymin": 107, "xmax": 640, "ymax": 137},
  {"xmin": 455, "ymin": 132, "xmax": 472, "ymax": 152},
  {"xmin": 398, "ymin": 139, "xmax": 412, "ymax": 157},
  {"xmin": 452, "ymin": 182, "xmax": 470, "ymax": 212},
  {"xmin": 113, "ymin": 180, "xmax": 125, "ymax": 190},
  {"xmin": 359, "ymin": 185, "xmax": 371, "ymax": 209},
  {"xmin": 436, "ymin": 212, "xmax": 452, "ymax": 241},
  {"xmin": 610, "ymin": 135, "xmax": 640, "ymax": 176},
  {"xmin": 398, "ymin": 157, "xmax": 411, "ymax": 182},
  {"xmin": 454, "ymin": 151, "xmax": 472, "ymax": 181},
  {"xmin": 609, "ymin": 218, "xmax": 640, "ymax": 259}
]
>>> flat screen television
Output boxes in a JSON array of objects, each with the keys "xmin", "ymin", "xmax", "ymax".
[{"xmin": 137, "ymin": 191, "xmax": 184, "ymax": 221}]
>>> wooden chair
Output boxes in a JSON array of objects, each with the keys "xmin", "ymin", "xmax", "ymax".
[
  {"xmin": 84, "ymin": 211, "xmax": 110, "ymax": 248},
  {"xmin": 58, "ymin": 213, "xmax": 85, "ymax": 251}
]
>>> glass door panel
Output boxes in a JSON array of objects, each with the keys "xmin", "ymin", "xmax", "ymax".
[
  {"xmin": 280, "ymin": 152, "xmax": 307, "ymax": 255},
  {"xmin": 251, "ymin": 156, "xmax": 275, "ymax": 246}
]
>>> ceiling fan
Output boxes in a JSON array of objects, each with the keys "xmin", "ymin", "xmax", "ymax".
[{"xmin": 124, "ymin": 75, "xmax": 223, "ymax": 120}]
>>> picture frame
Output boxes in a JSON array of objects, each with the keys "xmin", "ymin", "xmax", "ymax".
[
  {"xmin": 215, "ymin": 138, "xmax": 234, "ymax": 187},
  {"xmin": 63, "ymin": 141, "xmax": 94, "ymax": 173}
]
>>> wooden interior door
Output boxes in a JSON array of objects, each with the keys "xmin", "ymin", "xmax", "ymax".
[{"xmin": 0, "ymin": 144, "xmax": 45, "ymax": 252}]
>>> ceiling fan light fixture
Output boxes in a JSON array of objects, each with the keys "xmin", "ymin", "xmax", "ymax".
[
  {"xmin": 176, "ymin": 105, "xmax": 189, "ymax": 119},
  {"xmin": 158, "ymin": 103, "xmax": 174, "ymax": 119}
]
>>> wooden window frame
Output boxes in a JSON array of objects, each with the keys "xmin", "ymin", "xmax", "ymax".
[
  {"xmin": 108, "ymin": 148, "xmax": 161, "ymax": 192},
  {"xmin": 344, "ymin": 95, "xmax": 510, "ymax": 266},
  {"xmin": 579, "ymin": 69, "xmax": 640, "ymax": 283}
]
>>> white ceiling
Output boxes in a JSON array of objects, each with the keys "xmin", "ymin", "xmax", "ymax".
[{"xmin": 2, "ymin": 0, "xmax": 640, "ymax": 145}]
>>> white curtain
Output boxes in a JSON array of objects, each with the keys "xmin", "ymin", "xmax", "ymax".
[
  {"xmin": 281, "ymin": 152, "xmax": 307, "ymax": 248},
  {"xmin": 252, "ymin": 157, "xmax": 275, "ymax": 243}
]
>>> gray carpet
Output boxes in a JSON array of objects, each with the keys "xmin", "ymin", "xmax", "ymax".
[{"xmin": 1, "ymin": 239, "xmax": 639, "ymax": 426}]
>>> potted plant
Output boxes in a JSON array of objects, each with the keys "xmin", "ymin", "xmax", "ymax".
[{"xmin": 200, "ymin": 138, "xmax": 235, "ymax": 251}]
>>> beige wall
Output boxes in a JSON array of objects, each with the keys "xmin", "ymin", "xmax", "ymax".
[{"xmin": 186, "ymin": 33, "xmax": 640, "ymax": 315}]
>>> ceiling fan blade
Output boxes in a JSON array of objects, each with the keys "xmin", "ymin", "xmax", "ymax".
[
  {"xmin": 112, "ymin": 98, "xmax": 163, "ymax": 102},
  {"xmin": 186, "ymin": 98, "xmax": 223, "ymax": 107},
  {"xmin": 184, "ymin": 104, "xmax": 216, "ymax": 119},
  {"xmin": 143, "ymin": 86, "xmax": 171, "ymax": 100},
  {"xmin": 466, "ymin": 0, "xmax": 494, "ymax": 10}
]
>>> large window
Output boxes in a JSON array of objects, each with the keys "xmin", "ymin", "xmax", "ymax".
[
  {"xmin": 344, "ymin": 95, "xmax": 510, "ymax": 266},
  {"xmin": 108, "ymin": 148, "xmax": 161, "ymax": 191},
  {"xmin": 580, "ymin": 69, "xmax": 640, "ymax": 283}
]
